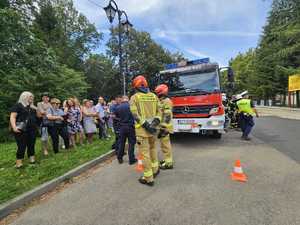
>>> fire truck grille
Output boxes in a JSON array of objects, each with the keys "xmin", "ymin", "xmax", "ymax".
[{"xmin": 173, "ymin": 105, "xmax": 219, "ymax": 115}]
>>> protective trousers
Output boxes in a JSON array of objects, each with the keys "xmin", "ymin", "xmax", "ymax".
[
  {"xmin": 239, "ymin": 114, "xmax": 254, "ymax": 138},
  {"xmin": 136, "ymin": 136, "xmax": 159, "ymax": 182},
  {"xmin": 160, "ymin": 134, "xmax": 173, "ymax": 166}
]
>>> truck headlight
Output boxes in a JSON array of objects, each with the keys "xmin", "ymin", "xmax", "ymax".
[
  {"xmin": 209, "ymin": 107, "xmax": 219, "ymax": 115},
  {"xmin": 211, "ymin": 120, "xmax": 219, "ymax": 126}
]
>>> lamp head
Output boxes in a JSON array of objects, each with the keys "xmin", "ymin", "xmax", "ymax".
[{"xmin": 103, "ymin": 2, "xmax": 117, "ymax": 23}]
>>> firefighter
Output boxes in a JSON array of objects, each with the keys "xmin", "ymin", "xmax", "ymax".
[
  {"xmin": 130, "ymin": 75, "xmax": 161, "ymax": 186},
  {"xmin": 154, "ymin": 84, "xmax": 174, "ymax": 170},
  {"xmin": 236, "ymin": 91, "xmax": 259, "ymax": 140}
]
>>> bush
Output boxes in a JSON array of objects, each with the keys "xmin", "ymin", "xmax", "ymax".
[{"xmin": 0, "ymin": 127, "xmax": 14, "ymax": 143}]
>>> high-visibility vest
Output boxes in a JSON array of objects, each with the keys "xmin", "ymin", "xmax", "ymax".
[{"xmin": 237, "ymin": 99, "xmax": 255, "ymax": 115}]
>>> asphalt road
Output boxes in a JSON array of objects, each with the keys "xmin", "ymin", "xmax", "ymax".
[
  {"xmin": 8, "ymin": 121, "xmax": 300, "ymax": 225},
  {"xmin": 253, "ymin": 116, "xmax": 300, "ymax": 163}
]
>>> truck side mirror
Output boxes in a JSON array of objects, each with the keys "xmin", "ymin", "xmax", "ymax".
[{"xmin": 227, "ymin": 67, "xmax": 234, "ymax": 82}]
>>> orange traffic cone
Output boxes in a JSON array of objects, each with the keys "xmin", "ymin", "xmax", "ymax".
[
  {"xmin": 135, "ymin": 154, "xmax": 144, "ymax": 172},
  {"xmin": 231, "ymin": 160, "xmax": 247, "ymax": 182}
]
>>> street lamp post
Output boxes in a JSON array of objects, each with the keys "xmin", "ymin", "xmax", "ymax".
[{"xmin": 103, "ymin": 0, "xmax": 133, "ymax": 95}]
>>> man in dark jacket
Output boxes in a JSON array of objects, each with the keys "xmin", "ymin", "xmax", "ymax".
[
  {"xmin": 115, "ymin": 96, "xmax": 137, "ymax": 165},
  {"xmin": 110, "ymin": 96, "xmax": 122, "ymax": 152}
]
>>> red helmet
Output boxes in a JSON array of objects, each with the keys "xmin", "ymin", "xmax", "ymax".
[
  {"xmin": 155, "ymin": 84, "xmax": 169, "ymax": 96},
  {"xmin": 132, "ymin": 75, "xmax": 148, "ymax": 89}
]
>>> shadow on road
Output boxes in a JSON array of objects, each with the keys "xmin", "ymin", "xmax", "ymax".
[{"xmin": 171, "ymin": 133, "xmax": 222, "ymax": 144}]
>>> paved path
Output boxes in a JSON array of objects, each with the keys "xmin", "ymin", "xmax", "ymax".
[
  {"xmin": 8, "ymin": 129, "xmax": 300, "ymax": 225},
  {"xmin": 253, "ymin": 116, "xmax": 300, "ymax": 164}
]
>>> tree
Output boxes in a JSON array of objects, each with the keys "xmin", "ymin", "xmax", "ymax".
[
  {"xmin": 230, "ymin": 0, "xmax": 300, "ymax": 101},
  {"xmin": 228, "ymin": 49, "xmax": 257, "ymax": 94},
  {"xmin": 33, "ymin": 0, "xmax": 102, "ymax": 70},
  {"xmin": 106, "ymin": 28, "xmax": 184, "ymax": 92},
  {"xmin": 84, "ymin": 54, "xmax": 119, "ymax": 100},
  {"xmin": 0, "ymin": 7, "xmax": 88, "ymax": 141},
  {"xmin": 0, "ymin": 0, "xmax": 9, "ymax": 8}
]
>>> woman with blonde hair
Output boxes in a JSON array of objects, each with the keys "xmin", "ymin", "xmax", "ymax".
[
  {"xmin": 10, "ymin": 91, "xmax": 38, "ymax": 168},
  {"xmin": 82, "ymin": 99, "xmax": 98, "ymax": 144},
  {"xmin": 73, "ymin": 97, "xmax": 84, "ymax": 145}
]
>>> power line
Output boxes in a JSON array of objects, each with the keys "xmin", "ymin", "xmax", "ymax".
[{"xmin": 86, "ymin": 0, "xmax": 104, "ymax": 8}]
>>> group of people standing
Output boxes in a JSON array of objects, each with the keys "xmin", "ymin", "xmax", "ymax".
[
  {"xmin": 10, "ymin": 92, "xmax": 113, "ymax": 168},
  {"xmin": 9, "ymin": 75, "xmax": 176, "ymax": 186}
]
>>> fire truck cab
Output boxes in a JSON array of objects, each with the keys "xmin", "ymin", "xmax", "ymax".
[{"xmin": 159, "ymin": 58, "xmax": 225, "ymax": 138}]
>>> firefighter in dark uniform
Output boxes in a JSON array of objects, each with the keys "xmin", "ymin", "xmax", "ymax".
[
  {"xmin": 110, "ymin": 96, "xmax": 122, "ymax": 152},
  {"xmin": 236, "ymin": 91, "xmax": 259, "ymax": 140},
  {"xmin": 154, "ymin": 84, "xmax": 174, "ymax": 169},
  {"xmin": 114, "ymin": 96, "xmax": 137, "ymax": 165},
  {"xmin": 130, "ymin": 75, "xmax": 161, "ymax": 186}
]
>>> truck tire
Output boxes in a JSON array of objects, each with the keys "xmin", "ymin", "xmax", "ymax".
[{"xmin": 211, "ymin": 130, "xmax": 222, "ymax": 139}]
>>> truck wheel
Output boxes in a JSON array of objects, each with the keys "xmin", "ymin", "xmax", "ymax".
[{"xmin": 211, "ymin": 131, "xmax": 222, "ymax": 139}]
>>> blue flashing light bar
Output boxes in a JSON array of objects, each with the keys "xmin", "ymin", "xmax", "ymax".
[{"xmin": 164, "ymin": 58, "xmax": 210, "ymax": 70}]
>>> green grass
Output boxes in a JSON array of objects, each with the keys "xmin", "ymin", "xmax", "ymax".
[{"xmin": 0, "ymin": 136, "xmax": 114, "ymax": 204}]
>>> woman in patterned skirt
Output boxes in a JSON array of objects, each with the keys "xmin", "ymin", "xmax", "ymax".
[{"xmin": 65, "ymin": 98, "xmax": 83, "ymax": 147}]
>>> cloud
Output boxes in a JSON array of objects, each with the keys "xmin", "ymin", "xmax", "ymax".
[
  {"xmin": 154, "ymin": 30, "xmax": 260, "ymax": 38},
  {"xmin": 184, "ymin": 48, "xmax": 210, "ymax": 58},
  {"xmin": 73, "ymin": 0, "xmax": 270, "ymax": 65}
]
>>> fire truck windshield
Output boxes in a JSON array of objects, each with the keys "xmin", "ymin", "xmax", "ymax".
[{"xmin": 161, "ymin": 70, "xmax": 220, "ymax": 96}]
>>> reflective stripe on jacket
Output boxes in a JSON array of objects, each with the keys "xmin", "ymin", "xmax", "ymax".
[
  {"xmin": 160, "ymin": 97, "xmax": 173, "ymax": 133},
  {"xmin": 130, "ymin": 92, "xmax": 161, "ymax": 137}
]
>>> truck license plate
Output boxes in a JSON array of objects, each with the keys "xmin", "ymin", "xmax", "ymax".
[
  {"xmin": 178, "ymin": 120, "xmax": 195, "ymax": 124},
  {"xmin": 178, "ymin": 124, "xmax": 192, "ymax": 131}
]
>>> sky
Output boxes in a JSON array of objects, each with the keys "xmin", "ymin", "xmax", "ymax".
[{"xmin": 73, "ymin": 0, "xmax": 271, "ymax": 66}]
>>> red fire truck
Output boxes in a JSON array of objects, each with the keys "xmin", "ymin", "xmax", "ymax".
[{"xmin": 159, "ymin": 58, "xmax": 225, "ymax": 138}]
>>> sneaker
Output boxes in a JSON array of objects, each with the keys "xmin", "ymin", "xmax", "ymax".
[
  {"xmin": 138, "ymin": 177, "xmax": 154, "ymax": 186},
  {"xmin": 118, "ymin": 158, "xmax": 124, "ymax": 164},
  {"xmin": 29, "ymin": 156, "xmax": 36, "ymax": 164},
  {"xmin": 15, "ymin": 163, "xmax": 23, "ymax": 169}
]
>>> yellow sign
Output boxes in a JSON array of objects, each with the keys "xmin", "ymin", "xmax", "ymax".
[{"xmin": 289, "ymin": 74, "xmax": 300, "ymax": 92}]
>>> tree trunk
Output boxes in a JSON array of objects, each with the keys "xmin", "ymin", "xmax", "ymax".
[{"xmin": 283, "ymin": 93, "xmax": 286, "ymax": 106}]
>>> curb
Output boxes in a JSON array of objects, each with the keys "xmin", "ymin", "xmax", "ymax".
[
  {"xmin": 257, "ymin": 106, "xmax": 300, "ymax": 112},
  {"xmin": 0, "ymin": 150, "xmax": 115, "ymax": 220}
]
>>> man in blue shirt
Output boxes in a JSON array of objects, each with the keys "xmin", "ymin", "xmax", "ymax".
[
  {"xmin": 115, "ymin": 96, "xmax": 137, "ymax": 164},
  {"xmin": 95, "ymin": 96, "xmax": 109, "ymax": 140}
]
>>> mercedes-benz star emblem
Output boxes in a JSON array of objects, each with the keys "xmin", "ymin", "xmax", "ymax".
[{"xmin": 183, "ymin": 106, "xmax": 190, "ymax": 113}]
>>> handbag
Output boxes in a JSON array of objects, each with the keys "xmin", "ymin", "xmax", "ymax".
[
  {"xmin": 16, "ymin": 120, "xmax": 28, "ymax": 132},
  {"xmin": 15, "ymin": 105, "xmax": 30, "ymax": 132}
]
